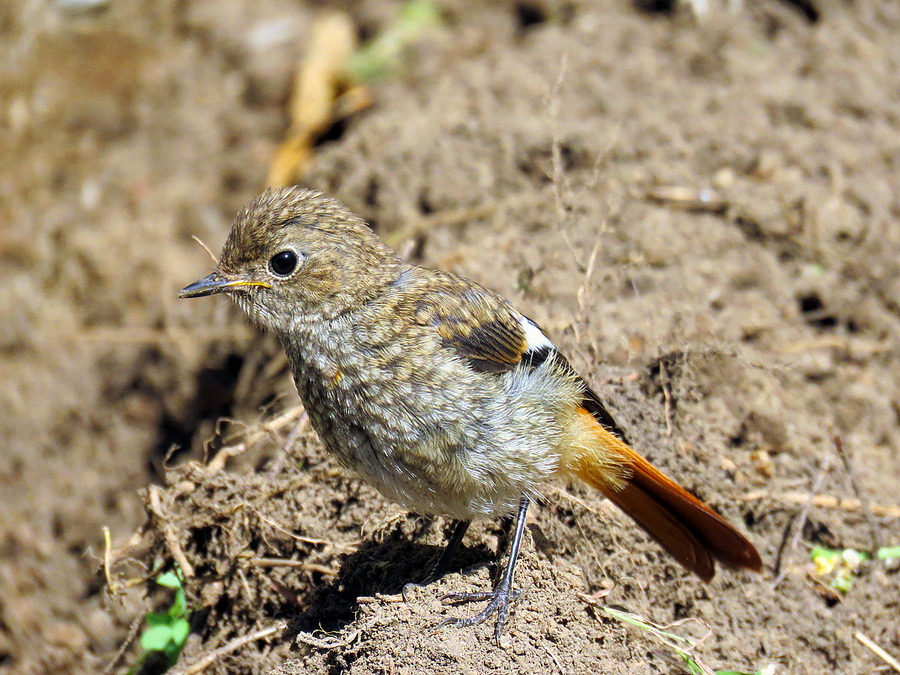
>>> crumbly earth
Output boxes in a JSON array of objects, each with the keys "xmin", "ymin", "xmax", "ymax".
[{"xmin": 1, "ymin": 0, "xmax": 899, "ymax": 673}]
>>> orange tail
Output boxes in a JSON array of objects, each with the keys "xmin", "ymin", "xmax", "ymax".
[{"xmin": 564, "ymin": 408, "xmax": 762, "ymax": 582}]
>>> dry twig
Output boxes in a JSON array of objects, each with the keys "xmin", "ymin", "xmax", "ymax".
[
  {"xmin": 854, "ymin": 631, "xmax": 900, "ymax": 673},
  {"xmin": 739, "ymin": 490, "xmax": 900, "ymax": 518},
  {"xmin": 294, "ymin": 621, "xmax": 370, "ymax": 650},
  {"xmin": 171, "ymin": 624, "xmax": 282, "ymax": 675},
  {"xmin": 191, "ymin": 235, "xmax": 218, "ymax": 263},
  {"xmin": 205, "ymin": 405, "xmax": 306, "ymax": 474},
  {"xmin": 103, "ymin": 617, "xmax": 143, "ymax": 675},
  {"xmin": 246, "ymin": 557, "xmax": 338, "ymax": 575},
  {"xmin": 771, "ymin": 455, "xmax": 831, "ymax": 588},
  {"xmin": 833, "ymin": 435, "xmax": 883, "ymax": 554},
  {"xmin": 148, "ymin": 485, "xmax": 195, "ymax": 578}
]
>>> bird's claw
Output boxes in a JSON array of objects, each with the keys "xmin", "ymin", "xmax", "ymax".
[{"xmin": 438, "ymin": 585, "xmax": 522, "ymax": 644}]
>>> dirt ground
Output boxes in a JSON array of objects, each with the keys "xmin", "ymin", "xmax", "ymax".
[{"xmin": 2, "ymin": 0, "xmax": 899, "ymax": 673}]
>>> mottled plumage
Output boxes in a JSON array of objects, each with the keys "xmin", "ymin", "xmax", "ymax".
[{"xmin": 180, "ymin": 187, "xmax": 762, "ymax": 642}]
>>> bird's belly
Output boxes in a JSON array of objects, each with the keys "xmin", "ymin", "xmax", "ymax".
[{"xmin": 294, "ymin": 365, "xmax": 563, "ymax": 520}]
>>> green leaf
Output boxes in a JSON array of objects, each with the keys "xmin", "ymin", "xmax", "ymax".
[
  {"xmin": 163, "ymin": 643, "xmax": 182, "ymax": 667},
  {"xmin": 681, "ymin": 655, "xmax": 705, "ymax": 675},
  {"xmin": 832, "ymin": 574, "xmax": 853, "ymax": 593},
  {"xmin": 876, "ymin": 546, "xmax": 900, "ymax": 560},
  {"xmin": 810, "ymin": 546, "xmax": 842, "ymax": 562},
  {"xmin": 144, "ymin": 612, "xmax": 169, "ymax": 627},
  {"xmin": 170, "ymin": 618, "xmax": 190, "ymax": 647},
  {"xmin": 140, "ymin": 624, "xmax": 173, "ymax": 651},
  {"xmin": 168, "ymin": 588, "xmax": 187, "ymax": 620},
  {"xmin": 348, "ymin": 0, "xmax": 441, "ymax": 82},
  {"xmin": 156, "ymin": 571, "xmax": 183, "ymax": 589}
]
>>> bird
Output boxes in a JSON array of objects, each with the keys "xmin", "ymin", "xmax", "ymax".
[{"xmin": 179, "ymin": 187, "xmax": 762, "ymax": 643}]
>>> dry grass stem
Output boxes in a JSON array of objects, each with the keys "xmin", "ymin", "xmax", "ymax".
[
  {"xmin": 148, "ymin": 485, "xmax": 195, "ymax": 578},
  {"xmin": 205, "ymin": 406, "xmax": 306, "ymax": 474},
  {"xmin": 171, "ymin": 624, "xmax": 282, "ymax": 675},
  {"xmin": 740, "ymin": 490, "xmax": 900, "ymax": 518},
  {"xmin": 854, "ymin": 631, "xmax": 900, "ymax": 673},
  {"xmin": 191, "ymin": 235, "xmax": 219, "ymax": 264},
  {"xmin": 833, "ymin": 435, "xmax": 883, "ymax": 553},
  {"xmin": 772, "ymin": 455, "xmax": 831, "ymax": 588}
]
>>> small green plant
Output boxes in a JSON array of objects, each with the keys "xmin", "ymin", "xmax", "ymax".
[
  {"xmin": 133, "ymin": 569, "xmax": 190, "ymax": 671},
  {"xmin": 348, "ymin": 0, "xmax": 441, "ymax": 82},
  {"xmin": 810, "ymin": 545, "xmax": 900, "ymax": 593},
  {"xmin": 601, "ymin": 606, "xmax": 773, "ymax": 675}
]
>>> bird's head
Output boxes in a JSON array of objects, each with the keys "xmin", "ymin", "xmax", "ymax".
[{"xmin": 179, "ymin": 187, "xmax": 401, "ymax": 331}]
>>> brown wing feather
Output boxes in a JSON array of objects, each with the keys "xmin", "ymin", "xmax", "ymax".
[
  {"xmin": 448, "ymin": 317, "xmax": 526, "ymax": 371},
  {"xmin": 411, "ymin": 275, "xmax": 528, "ymax": 373}
]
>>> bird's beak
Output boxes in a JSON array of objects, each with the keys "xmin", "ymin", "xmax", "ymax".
[{"xmin": 178, "ymin": 272, "xmax": 270, "ymax": 299}]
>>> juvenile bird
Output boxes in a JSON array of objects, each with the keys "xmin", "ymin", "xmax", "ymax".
[{"xmin": 180, "ymin": 187, "xmax": 762, "ymax": 642}]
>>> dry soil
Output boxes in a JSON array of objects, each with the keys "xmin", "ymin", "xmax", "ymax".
[{"xmin": 1, "ymin": 0, "xmax": 899, "ymax": 674}]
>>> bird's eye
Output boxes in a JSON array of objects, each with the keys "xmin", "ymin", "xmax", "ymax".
[{"xmin": 269, "ymin": 250, "xmax": 299, "ymax": 277}]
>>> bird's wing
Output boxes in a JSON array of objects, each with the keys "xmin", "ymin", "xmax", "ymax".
[
  {"xmin": 409, "ymin": 273, "xmax": 628, "ymax": 440},
  {"xmin": 410, "ymin": 277, "xmax": 530, "ymax": 373}
]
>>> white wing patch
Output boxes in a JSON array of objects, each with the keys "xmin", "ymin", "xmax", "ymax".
[{"xmin": 520, "ymin": 316, "xmax": 555, "ymax": 352}]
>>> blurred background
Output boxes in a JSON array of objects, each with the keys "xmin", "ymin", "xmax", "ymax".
[{"xmin": 1, "ymin": 0, "xmax": 899, "ymax": 673}]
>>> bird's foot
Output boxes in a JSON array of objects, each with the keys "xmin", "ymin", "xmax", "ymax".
[{"xmin": 439, "ymin": 581, "xmax": 522, "ymax": 645}]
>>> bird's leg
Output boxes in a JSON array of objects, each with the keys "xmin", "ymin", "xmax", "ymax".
[
  {"xmin": 402, "ymin": 519, "xmax": 470, "ymax": 601},
  {"xmin": 440, "ymin": 496, "xmax": 530, "ymax": 645}
]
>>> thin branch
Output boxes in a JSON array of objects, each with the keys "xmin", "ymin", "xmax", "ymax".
[
  {"xmin": 738, "ymin": 490, "xmax": 900, "ymax": 518},
  {"xmin": 171, "ymin": 624, "xmax": 282, "ymax": 675},
  {"xmin": 854, "ymin": 631, "xmax": 900, "ymax": 673},
  {"xmin": 103, "ymin": 616, "xmax": 143, "ymax": 674},
  {"xmin": 833, "ymin": 435, "xmax": 883, "ymax": 554},
  {"xmin": 148, "ymin": 486, "xmax": 195, "ymax": 578},
  {"xmin": 772, "ymin": 455, "xmax": 831, "ymax": 588},
  {"xmin": 246, "ymin": 557, "xmax": 338, "ymax": 575}
]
